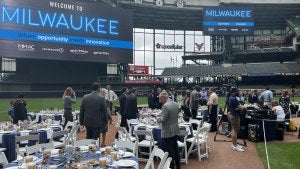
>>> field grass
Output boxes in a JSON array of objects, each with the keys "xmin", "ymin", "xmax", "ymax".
[
  {"xmin": 1, "ymin": 96, "xmax": 299, "ymax": 122},
  {"xmin": 256, "ymin": 142, "xmax": 300, "ymax": 169}
]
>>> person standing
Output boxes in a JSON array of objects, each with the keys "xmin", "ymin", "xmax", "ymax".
[
  {"xmin": 119, "ymin": 87, "xmax": 129, "ymax": 128},
  {"xmin": 248, "ymin": 90, "xmax": 258, "ymax": 104},
  {"xmin": 80, "ymin": 82, "xmax": 108, "ymax": 140},
  {"xmin": 168, "ymin": 88, "xmax": 177, "ymax": 102},
  {"xmin": 99, "ymin": 88, "xmax": 113, "ymax": 146},
  {"xmin": 13, "ymin": 94, "xmax": 28, "ymax": 124},
  {"xmin": 154, "ymin": 87, "xmax": 162, "ymax": 109},
  {"xmin": 189, "ymin": 85, "xmax": 200, "ymax": 119},
  {"xmin": 124, "ymin": 88, "xmax": 139, "ymax": 120},
  {"xmin": 106, "ymin": 85, "xmax": 118, "ymax": 115},
  {"xmin": 199, "ymin": 88, "xmax": 208, "ymax": 106},
  {"xmin": 227, "ymin": 87, "xmax": 245, "ymax": 152},
  {"xmin": 8, "ymin": 101, "xmax": 15, "ymax": 123},
  {"xmin": 207, "ymin": 87, "xmax": 218, "ymax": 132},
  {"xmin": 147, "ymin": 89, "xmax": 156, "ymax": 109},
  {"xmin": 62, "ymin": 87, "xmax": 76, "ymax": 128},
  {"xmin": 279, "ymin": 89, "xmax": 291, "ymax": 114},
  {"xmin": 181, "ymin": 90, "xmax": 192, "ymax": 122},
  {"xmin": 157, "ymin": 91, "xmax": 181, "ymax": 169},
  {"xmin": 259, "ymin": 86, "xmax": 273, "ymax": 107}
]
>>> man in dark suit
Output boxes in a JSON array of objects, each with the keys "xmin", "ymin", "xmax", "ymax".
[
  {"xmin": 157, "ymin": 91, "xmax": 180, "ymax": 169},
  {"xmin": 119, "ymin": 87, "xmax": 129, "ymax": 128},
  {"xmin": 13, "ymin": 94, "xmax": 28, "ymax": 124},
  {"xmin": 124, "ymin": 88, "xmax": 139, "ymax": 120},
  {"xmin": 80, "ymin": 82, "xmax": 108, "ymax": 140}
]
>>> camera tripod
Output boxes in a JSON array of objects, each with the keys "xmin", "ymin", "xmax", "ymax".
[{"xmin": 213, "ymin": 112, "xmax": 247, "ymax": 146}]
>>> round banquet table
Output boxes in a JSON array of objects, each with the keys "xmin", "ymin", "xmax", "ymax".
[
  {"xmin": 131, "ymin": 124, "xmax": 193, "ymax": 149},
  {"xmin": 4, "ymin": 147, "xmax": 139, "ymax": 169},
  {"xmin": 0, "ymin": 127, "xmax": 61, "ymax": 162}
]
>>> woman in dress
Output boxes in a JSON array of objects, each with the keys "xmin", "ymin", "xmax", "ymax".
[
  {"xmin": 62, "ymin": 87, "xmax": 76, "ymax": 128},
  {"xmin": 181, "ymin": 90, "xmax": 192, "ymax": 122},
  {"xmin": 99, "ymin": 88, "xmax": 112, "ymax": 146}
]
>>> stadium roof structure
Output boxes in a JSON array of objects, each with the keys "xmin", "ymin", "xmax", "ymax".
[
  {"xmin": 106, "ymin": 0, "xmax": 300, "ymax": 30},
  {"xmin": 161, "ymin": 62, "xmax": 300, "ymax": 77}
]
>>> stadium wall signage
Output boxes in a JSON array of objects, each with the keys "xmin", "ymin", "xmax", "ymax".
[
  {"xmin": 155, "ymin": 43, "xmax": 183, "ymax": 50},
  {"xmin": 203, "ymin": 6, "xmax": 254, "ymax": 36},
  {"xmin": 0, "ymin": 0, "xmax": 133, "ymax": 63}
]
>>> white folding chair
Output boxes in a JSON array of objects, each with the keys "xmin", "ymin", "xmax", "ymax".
[
  {"xmin": 26, "ymin": 142, "xmax": 54, "ymax": 155},
  {"xmin": 67, "ymin": 123, "xmax": 79, "ymax": 145},
  {"xmin": 186, "ymin": 124, "xmax": 210, "ymax": 161},
  {"xmin": 114, "ymin": 140, "xmax": 137, "ymax": 155},
  {"xmin": 162, "ymin": 157, "xmax": 172, "ymax": 169},
  {"xmin": 0, "ymin": 152, "xmax": 8, "ymax": 166},
  {"xmin": 74, "ymin": 139, "xmax": 99, "ymax": 147},
  {"xmin": 177, "ymin": 130, "xmax": 188, "ymax": 164},
  {"xmin": 116, "ymin": 112, "xmax": 122, "ymax": 127},
  {"xmin": 116, "ymin": 126, "xmax": 136, "ymax": 142},
  {"xmin": 15, "ymin": 134, "xmax": 40, "ymax": 156},
  {"xmin": 127, "ymin": 119, "xmax": 140, "ymax": 133},
  {"xmin": 134, "ymin": 130, "xmax": 157, "ymax": 161},
  {"xmin": 144, "ymin": 146, "xmax": 169, "ymax": 169},
  {"xmin": 50, "ymin": 130, "xmax": 69, "ymax": 148},
  {"xmin": 189, "ymin": 119, "xmax": 202, "ymax": 135},
  {"xmin": 41, "ymin": 115, "xmax": 54, "ymax": 122}
]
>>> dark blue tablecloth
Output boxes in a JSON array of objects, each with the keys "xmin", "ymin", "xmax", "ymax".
[
  {"xmin": 131, "ymin": 125, "xmax": 193, "ymax": 149},
  {"xmin": 1, "ymin": 127, "xmax": 61, "ymax": 162},
  {"xmin": 32, "ymin": 114, "xmax": 63, "ymax": 123}
]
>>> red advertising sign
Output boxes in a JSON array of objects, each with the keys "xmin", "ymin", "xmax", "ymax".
[
  {"xmin": 124, "ymin": 80, "xmax": 162, "ymax": 85},
  {"xmin": 128, "ymin": 65, "xmax": 149, "ymax": 76}
]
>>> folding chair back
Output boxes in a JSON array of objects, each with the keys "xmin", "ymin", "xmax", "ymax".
[
  {"xmin": 0, "ymin": 152, "xmax": 8, "ymax": 166},
  {"xmin": 115, "ymin": 140, "xmax": 137, "ymax": 155}
]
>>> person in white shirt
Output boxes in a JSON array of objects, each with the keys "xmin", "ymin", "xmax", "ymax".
[
  {"xmin": 106, "ymin": 85, "xmax": 118, "ymax": 114},
  {"xmin": 271, "ymin": 101, "xmax": 286, "ymax": 121},
  {"xmin": 259, "ymin": 86, "xmax": 273, "ymax": 107}
]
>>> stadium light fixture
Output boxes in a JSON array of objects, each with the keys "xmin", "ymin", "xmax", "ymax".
[
  {"xmin": 176, "ymin": 0, "xmax": 184, "ymax": 8},
  {"xmin": 155, "ymin": 0, "xmax": 163, "ymax": 6}
]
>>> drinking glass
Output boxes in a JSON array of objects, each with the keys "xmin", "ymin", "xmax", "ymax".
[{"xmin": 99, "ymin": 157, "xmax": 107, "ymax": 169}]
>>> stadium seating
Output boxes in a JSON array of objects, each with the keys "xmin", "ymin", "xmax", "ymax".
[{"xmin": 161, "ymin": 62, "xmax": 300, "ymax": 77}]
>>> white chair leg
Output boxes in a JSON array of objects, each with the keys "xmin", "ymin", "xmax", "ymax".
[
  {"xmin": 198, "ymin": 144, "xmax": 201, "ymax": 161},
  {"xmin": 185, "ymin": 145, "xmax": 188, "ymax": 164}
]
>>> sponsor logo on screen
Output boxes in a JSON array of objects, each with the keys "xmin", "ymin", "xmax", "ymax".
[
  {"xmin": 42, "ymin": 47, "xmax": 64, "ymax": 53},
  {"xmin": 70, "ymin": 49, "xmax": 88, "ymax": 55},
  {"xmin": 17, "ymin": 44, "xmax": 35, "ymax": 52},
  {"xmin": 155, "ymin": 43, "xmax": 183, "ymax": 50},
  {"xmin": 93, "ymin": 51, "xmax": 109, "ymax": 55}
]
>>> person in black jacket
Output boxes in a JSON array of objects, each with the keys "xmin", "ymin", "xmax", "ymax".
[
  {"xmin": 124, "ymin": 88, "xmax": 139, "ymax": 120},
  {"xmin": 148, "ymin": 89, "xmax": 156, "ymax": 109},
  {"xmin": 13, "ymin": 94, "xmax": 28, "ymax": 124},
  {"xmin": 248, "ymin": 90, "xmax": 258, "ymax": 104},
  {"xmin": 119, "ymin": 87, "xmax": 129, "ymax": 128}
]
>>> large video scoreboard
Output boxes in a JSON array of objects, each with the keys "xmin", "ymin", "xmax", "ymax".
[
  {"xmin": 0, "ymin": 0, "xmax": 133, "ymax": 63},
  {"xmin": 203, "ymin": 6, "xmax": 254, "ymax": 36}
]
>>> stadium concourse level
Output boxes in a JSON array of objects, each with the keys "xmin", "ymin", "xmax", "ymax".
[
  {"xmin": 161, "ymin": 62, "xmax": 300, "ymax": 77},
  {"xmin": 287, "ymin": 18, "xmax": 300, "ymax": 37}
]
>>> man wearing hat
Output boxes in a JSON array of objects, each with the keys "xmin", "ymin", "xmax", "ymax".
[{"xmin": 227, "ymin": 87, "xmax": 245, "ymax": 152}]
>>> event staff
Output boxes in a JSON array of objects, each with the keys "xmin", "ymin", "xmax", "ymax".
[
  {"xmin": 227, "ymin": 87, "xmax": 245, "ymax": 152},
  {"xmin": 13, "ymin": 94, "xmax": 28, "ymax": 124},
  {"xmin": 62, "ymin": 87, "xmax": 76, "ymax": 128},
  {"xmin": 157, "ymin": 91, "xmax": 181, "ymax": 169},
  {"xmin": 80, "ymin": 82, "xmax": 108, "ymax": 140},
  {"xmin": 259, "ymin": 86, "xmax": 273, "ymax": 107},
  {"xmin": 207, "ymin": 87, "xmax": 218, "ymax": 132}
]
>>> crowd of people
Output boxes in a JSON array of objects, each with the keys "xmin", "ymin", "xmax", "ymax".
[{"xmin": 6, "ymin": 83, "xmax": 299, "ymax": 168}]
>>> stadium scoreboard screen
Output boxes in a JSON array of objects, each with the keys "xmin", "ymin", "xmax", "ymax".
[
  {"xmin": 203, "ymin": 6, "xmax": 254, "ymax": 36},
  {"xmin": 0, "ymin": 0, "xmax": 133, "ymax": 63}
]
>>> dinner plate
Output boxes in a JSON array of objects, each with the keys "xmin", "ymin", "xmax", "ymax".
[
  {"xmin": 79, "ymin": 146, "xmax": 89, "ymax": 152},
  {"xmin": 123, "ymin": 152, "xmax": 134, "ymax": 158},
  {"xmin": 115, "ymin": 159, "xmax": 136, "ymax": 167}
]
